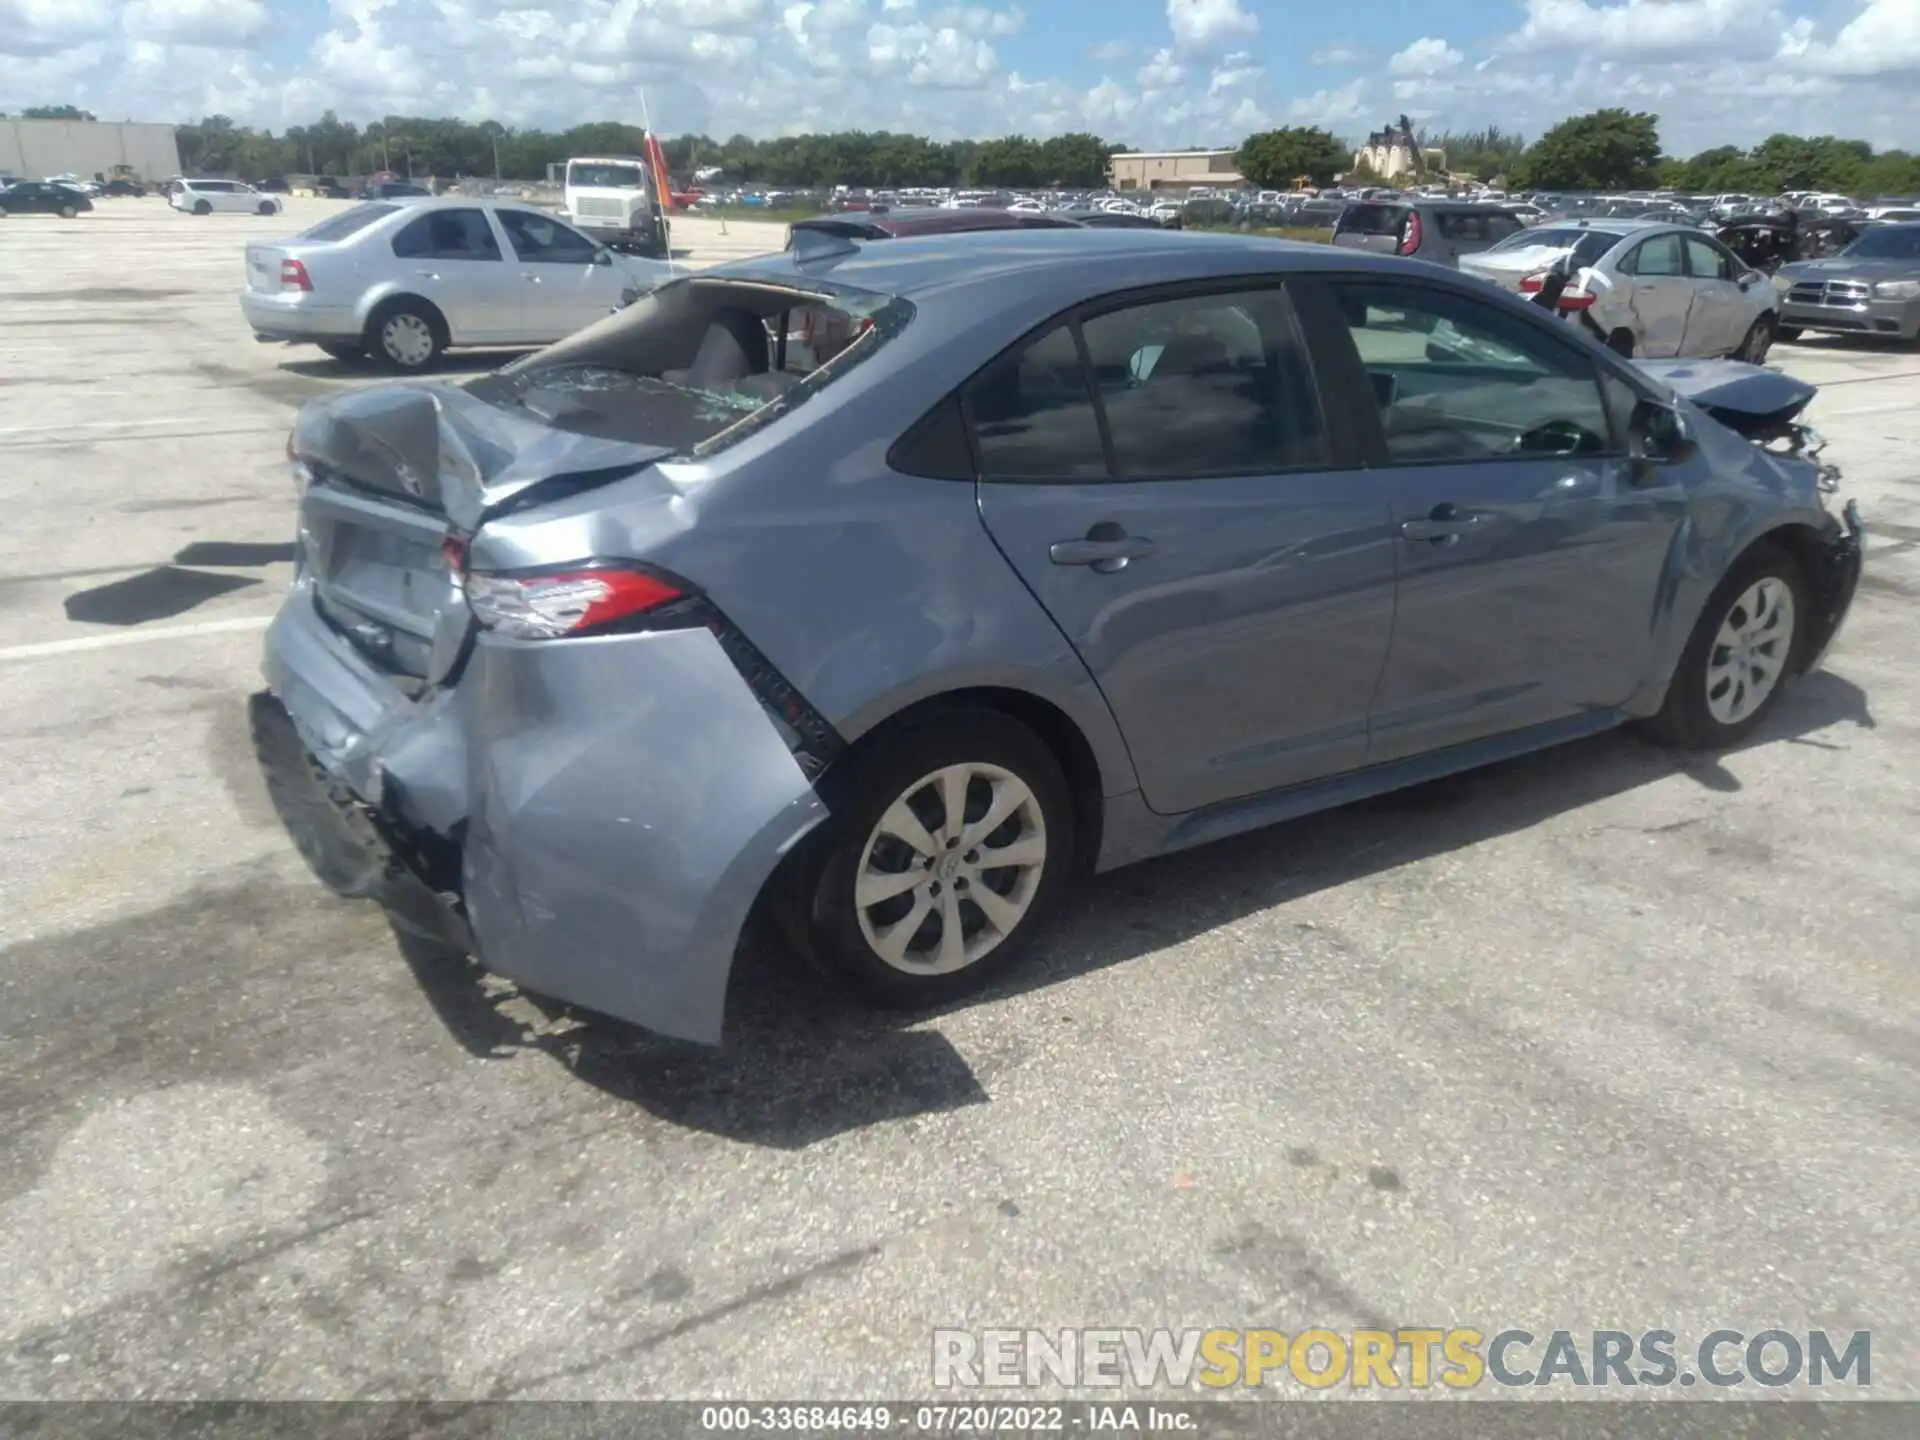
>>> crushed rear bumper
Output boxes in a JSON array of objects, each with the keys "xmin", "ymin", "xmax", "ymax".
[{"xmin": 253, "ymin": 587, "xmax": 830, "ymax": 1045}]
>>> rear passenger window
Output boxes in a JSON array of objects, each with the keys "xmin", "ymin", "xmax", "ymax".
[
  {"xmin": 1436, "ymin": 212, "xmax": 1485, "ymax": 241},
  {"xmin": 1485, "ymin": 214, "xmax": 1524, "ymax": 241},
  {"xmin": 1079, "ymin": 290, "xmax": 1326, "ymax": 476},
  {"xmin": 966, "ymin": 324, "xmax": 1108, "ymax": 480},
  {"xmin": 392, "ymin": 208, "xmax": 502, "ymax": 261}
]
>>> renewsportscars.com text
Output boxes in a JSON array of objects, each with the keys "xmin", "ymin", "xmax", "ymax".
[{"xmin": 932, "ymin": 1327, "xmax": 1871, "ymax": 1390}]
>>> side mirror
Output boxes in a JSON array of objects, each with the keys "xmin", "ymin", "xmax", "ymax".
[
  {"xmin": 1629, "ymin": 398, "xmax": 1696, "ymax": 479},
  {"xmin": 1738, "ymin": 268, "xmax": 1765, "ymax": 289},
  {"xmin": 593, "ymin": 248, "xmax": 614, "ymax": 267}
]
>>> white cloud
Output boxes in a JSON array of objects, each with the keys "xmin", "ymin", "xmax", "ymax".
[
  {"xmin": 1209, "ymin": 50, "xmax": 1261, "ymax": 94},
  {"xmin": 1310, "ymin": 45, "xmax": 1366, "ymax": 67},
  {"xmin": 1138, "ymin": 46, "xmax": 1184, "ymax": 88},
  {"xmin": 122, "ymin": 0, "xmax": 269, "ymax": 48},
  {"xmin": 1081, "ymin": 77, "xmax": 1138, "ymax": 126},
  {"xmin": 866, "ymin": 20, "xmax": 997, "ymax": 86},
  {"xmin": 1503, "ymin": 0, "xmax": 1775, "ymax": 61},
  {"xmin": 1167, "ymin": 0, "xmax": 1257, "ymax": 53},
  {"xmin": 0, "ymin": 0, "xmax": 116, "ymax": 56},
  {"xmin": 1087, "ymin": 38, "xmax": 1133, "ymax": 62},
  {"xmin": 1780, "ymin": 0, "xmax": 1920, "ymax": 77},
  {"xmin": 1288, "ymin": 79, "xmax": 1370, "ymax": 129},
  {"xmin": 1389, "ymin": 37, "xmax": 1463, "ymax": 76}
]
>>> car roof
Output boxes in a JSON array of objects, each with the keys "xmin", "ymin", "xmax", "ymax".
[
  {"xmin": 710, "ymin": 226, "xmax": 1441, "ymax": 310},
  {"xmin": 795, "ymin": 206, "xmax": 1074, "ymax": 236}
]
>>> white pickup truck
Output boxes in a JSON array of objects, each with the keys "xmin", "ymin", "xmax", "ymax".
[{"xmin": 562, "ymin": 155, "xmax": 671, "ymax": 259}]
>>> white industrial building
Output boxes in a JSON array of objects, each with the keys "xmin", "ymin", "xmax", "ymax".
[{"xmin": 0, "ymin": 119, "xmax": 181, "ymax": 183}]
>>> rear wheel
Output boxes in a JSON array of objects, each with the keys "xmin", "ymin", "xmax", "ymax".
[
  {"xmin": 1605, "ymin": 326, "xmax": 1636, "ymax": 358},
  {"xmin": 789, "ymin": 710, "xmax": 1076, "ymax": 1008},
  {"xmin": 59, "ymin": 203, "xmax": 77, "ymax": 219},
  {"xmin": 1642, "ymin": 546, "xmax": 1806, "ymax": 750},
  {"xmin": 365, "ymin": 298, "xmax": 445, "ymax": 373},
  {"xmin": 1734, "ymin": 313, "xmax": 1776, "ymax": 364}
]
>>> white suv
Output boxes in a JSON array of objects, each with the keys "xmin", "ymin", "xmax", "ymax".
[{"xmin": 171, "ymin": 179, "xmax": 282, "ymax": 217}]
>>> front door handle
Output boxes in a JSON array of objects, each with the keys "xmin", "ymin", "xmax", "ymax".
[
  {"xmin": 1050, "ymin": 522, "xmax": 1155, "ymax": 573},
  {"xmin": 1400, "ymin": 503, "xmax": 1481, "ymax": 545}
]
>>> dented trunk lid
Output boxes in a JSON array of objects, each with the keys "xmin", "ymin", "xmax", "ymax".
[
  {"xmin": 1635, "ymin": 358, "xmax": 1818, "ymax": 439},
  {"xmin": 290, "ymin": 381, "xmax": 674, "ymax": 685}
]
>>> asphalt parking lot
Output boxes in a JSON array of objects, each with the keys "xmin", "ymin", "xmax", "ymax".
[{"xmin": 2, "ymin": 197, "xmax": 1919, "ymax": 1403}]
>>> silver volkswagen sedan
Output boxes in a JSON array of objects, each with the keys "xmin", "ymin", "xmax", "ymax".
[
  {"xmin": 1459, "ymin": 219, "xmax": 1780, "ymax": 362},
  {"xmin": 240, "ymin": 198, "xmax": 675, "ymax": 371}
]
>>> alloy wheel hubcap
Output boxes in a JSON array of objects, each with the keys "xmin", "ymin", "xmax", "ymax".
[
  {"xmin": 854, "ymin": 762, "xmax": 1047, "ymax": 975},
  {"xmin": 1706, "ymin": 576, "xmax": 1795, "ymax": 726},
  {"xmin": 383, "ymin": 315, "xmax": 433, "ymax": 367}
]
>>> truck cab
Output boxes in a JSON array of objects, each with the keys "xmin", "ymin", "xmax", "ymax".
[{"xmin": 562, "ymin": 155, "xmax": 670, "ymax": 259}]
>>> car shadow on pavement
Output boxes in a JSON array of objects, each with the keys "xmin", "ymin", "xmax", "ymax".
[
  {"xmin": 276, "ymin": 349, "xmax": 536, "ymax": 383},
  {"xmin": 389, "ymin": 668, "xmax": 1873, "ymax": 1149}
]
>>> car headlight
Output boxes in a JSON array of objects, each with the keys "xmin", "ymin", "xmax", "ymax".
[
  {"xmin": 1872, "ymin": 278, "xmax": 1920, "ymax": 300},
  {"xmin": 1771, "ymin": 272, "xmax": 1793, "ymax": 294}
]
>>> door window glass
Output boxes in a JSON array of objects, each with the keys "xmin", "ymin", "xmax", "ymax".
[
  {"xmin": 1079, "ymin": 289, "xmax": 1326, "ymax": 476},
  {"xmin": 498, "ymin": 209, "xmax": 599, "ymax": 264},
  {"xmin": 965, "ymin": 323, "xmax": 1108, "ymax": 481},
  {"xmin": 1624, "ymin": 234, "xmax": 1685, "ymax": 276},
  {"xmin": 392, "ymin": 208, "xmax": 503, "ymax": 261},
  {"xmin": 1329, "ymin": 280, "xmax": 1614, "ymax": 464},
  {"xmin": 1684, "ymin": 236, "xmax": 1734, "ymax": 280}
]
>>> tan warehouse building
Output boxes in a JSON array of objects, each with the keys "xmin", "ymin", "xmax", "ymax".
[
  {"xmin": 1107, "ymin": 148, "xmax": 1243, "ymax": 192},
  {"xmin": 1, "ymin": 119, "xmax": 181, "ymax": 184}
]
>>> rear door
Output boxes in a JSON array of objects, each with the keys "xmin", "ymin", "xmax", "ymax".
[
  {"xmin": 388, "ymin": 207, "xmax": 520, "ymax": 342},
  {"xmin": 1614, "ymin": 231, "xmax": 1693, "ymax": 357},
  {"xmin": 970, "ymin": 282, "xmax": 1397, "ymax": 814},
  {"xmin": 1308, "ymin": 275, "xmax": 1683, "ymax": 759},
  {"xmin": 1333, "ymin": 203, "xmax": 1411, "ymax": 255},
  {"xmin": 1680, "ymin": 233, "xmax": 1755, "ymax": 355},
  {"xmin": 495, "ymin": 208, "xmax": 624, "ymax": 340}
]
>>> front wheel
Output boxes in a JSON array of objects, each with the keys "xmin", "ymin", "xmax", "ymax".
[
  {"xmin": 193, "ymin": 200, "xmax": 211, "ymax": 216},
  {"xmin": 1734, "ymin": 314, "xmax": 1776, "ymax": 365},
  {"xmin": 1642, "ymin": 547, "xmax": 1806, "ymax": 750},
  {"xmin": 258, "ymin": 201, "xmax": 276, "ymax": 216},
  {"xmin": 59, "ymin": 204, "xmax": 77, "ymax": 219},
  {"xmin": 790, "ymin": 710, "xmax": 1076, "ymax": 1008},
  {"xmin": 1776, "ymin": 324, "xmax": 1805, "ymax": 343}
]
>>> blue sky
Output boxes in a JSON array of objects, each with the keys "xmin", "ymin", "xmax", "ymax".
[{"xmin": 4, "ymin": 0, "xmax": 1920, "ymax": 155}]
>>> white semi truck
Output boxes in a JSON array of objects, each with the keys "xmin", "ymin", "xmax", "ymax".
[{"xmin": 562, "ymin": 155, "xmax": 671, "ymax": 259}]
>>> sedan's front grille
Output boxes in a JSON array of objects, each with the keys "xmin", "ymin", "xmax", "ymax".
[
  {"xmin": 1789, "ymin": 280, "xmax": 1872, "ymax": 305},
  {"xmin": 573, "ymin": 197, "xmax": 627, "ymax": 219}
]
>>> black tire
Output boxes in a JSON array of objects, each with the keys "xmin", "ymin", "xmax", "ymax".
[
  {"xmin": 1776, "ymin": 324, "xmax": 1805, "ymax": 343},
  {"xmin": 316, "ymin": 340, "xmax": 364, "ymax": 362},
  {"xmin": 192, "ymin": 199, "xmax": 211, "ymax": 215},
  {"xmin": 1605, "ymin": 327, "xmax": 1636, "ymax": 358},
  {"xmin": 363, "ymin": 297, "xmax": 446, "ymax": 373},
  {"xmin": 1734, "ymin": 313, "xmax": 1776, "ymax": 364},
  {"xmin": 59, "ymin": 204, "xmax": 77, "ymax": 219},
  {"xmin": 1641, "ymin": 544, "xmax": 1807, "ymax": 750},
  {"xmin": 787, "ymin": 708, "xmax": 1076, "ymax": 1008},
  {"xmin": 258, "ymin": 201, "xmax": 276, "ymax": 216}
]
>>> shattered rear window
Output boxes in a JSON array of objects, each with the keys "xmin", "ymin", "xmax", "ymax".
[{"xmin": 476, "ymin": 279, "xmax": 911, "ymax": 456}]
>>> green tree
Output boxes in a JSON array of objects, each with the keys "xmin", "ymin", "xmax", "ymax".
[
  {"xmin": 1510, "ymin": 108, "xmax": 1660, "ymax": 191},
  {"xmin": 23, "ymin": 105, "xmax": 96, "ymax": 121},
  {"xmin": 1236, "ymin": 127, "xmax": 1349, "ymax": 188}
]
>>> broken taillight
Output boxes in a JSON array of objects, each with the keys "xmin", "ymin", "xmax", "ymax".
[
  {"xmin": 280, "ymin": 258, "xmax": 312, "ymax": 292},
  {"xmin": 464, "ymin": 564, "xmax": 686, "ymax": 641}
]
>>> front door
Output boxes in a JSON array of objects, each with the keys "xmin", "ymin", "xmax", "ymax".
[
  {"xmin": 1312, "ymin": 276, "xmax": 1685, "ymax": 761},
  {"xmin": 388, "ymin": 207, "xmax": 521, "ymax": 342},
  {"xmin": 495, "ymin": 208, "xmax": 624, "ymax": 340},
  {"xmin": 1615, "ymin": 231, "xmax": 1693, "ymax": 357},
  {"xmin": 1681, "ymin": 233, "xmax": 1755, "ymax": 356},
  {"xmin": 970, "ymin": 284, "xmax": 1397, "ymax": 816}
]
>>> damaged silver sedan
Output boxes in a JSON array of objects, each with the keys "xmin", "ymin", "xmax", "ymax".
[{"xmin": 252, "ymin": 230, "xmax": 1863, "ymax": 1045}]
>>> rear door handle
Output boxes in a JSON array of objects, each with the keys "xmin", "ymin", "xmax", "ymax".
[
  {"xmin": 1050, "ymin": 523, "xmax": 1155, "ymax": 573},
  {"xmin": 1401, "ymin": 504, "xmax": 1481, "ymax": 544}
]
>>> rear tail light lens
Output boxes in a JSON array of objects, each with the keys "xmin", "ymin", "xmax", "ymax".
[
  {"xmin": 1557, "ymin": 292, "xmax": 1598, "ymax": 310},
  {"xmin": 464, "ymin": 564, "xmax": 685, "ymax": 640},
  {"xmin": 1398, "ymin": 211, "xmax": 1423, "ymax": 256},
  {"xmin": 280, "ymin": 258, "xmax": 312, "ymax": 292},
  {"xmin": 1518, "ymin": 273, "xmax": 1546, "ymax": 293}
]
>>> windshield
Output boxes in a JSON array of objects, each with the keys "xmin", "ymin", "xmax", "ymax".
[
  {"xmin": 476, "ymin": 277, "xmax": 909, "ymax": 455},
  {"xmin": 1844, "ymin": 226, "xmax": 1920, "ymax": 261},
  {"xmin": 300, "ymin": 203, "xmax": 397, "ymax": 242},
  {"xmin": 568, "ymin": 163, "xmax": 647, "ymax": 190}
]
